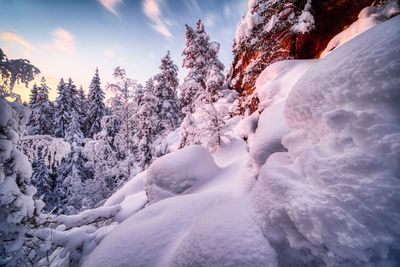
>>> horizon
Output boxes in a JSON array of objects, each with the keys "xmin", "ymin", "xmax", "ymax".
[{"xmin": 0, "ymin": 0, "xmax": 247, "ymax": 102}]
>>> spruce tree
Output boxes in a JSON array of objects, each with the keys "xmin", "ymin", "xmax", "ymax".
[
  {"xmin": 56, "ymin": 118, "xmax": 90, "ymax": 214},
  {"xmin": 154, "ymin": 51, "xmax": 181, "ymax": 137},
  {"xmin": 85, "ymin": 68, "xmax": 106, "ymax": 138},
  {"xmin": 137, "ymin": 78, "xmax": 156, "ymax": 169},
  {"xmin": 31, "ymin": 147, "xmax": 55, "ymax": 211},
  {"xmin": 26, "ymin": 77, "xmax": 54, "ymax": 135},
  {"xmin": 54, "ymin": 78, "xmax": 70, "ymax": 138}
]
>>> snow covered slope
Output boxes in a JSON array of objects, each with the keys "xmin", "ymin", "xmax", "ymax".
[{"xmin": 83, "ymin": 16, "xmax": 400, "ymax": 266}]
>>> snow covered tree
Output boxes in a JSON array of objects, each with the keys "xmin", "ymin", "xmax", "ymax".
[
  {"xmin": 106, "ymin": 67, "xmax": 140, "ymax": 175},
  {"xmin": 26, "ymin": 77, "xmax": 54, "ymax": 135},
  {"xmin": 85, "ymin": 68, "xmax": 106, "ymax": 138},
  {"xmin": 205, "ymin": 42, "xmax": 225, "ymax": 102},
  {"xmin": 180, "ymin": 19, "xmax": 224, "ymax": 112},
  {"xmin": 179, "ymin": 112, "xmax": 197, "ymax": 148},
  {"xmin": 65, "ymin": 111, "xmax": 84, "ymax": 145},
  {"xmin": 66, "ymin": 78, "xmax": 79, "ymax": 116},
  {"xmin": 31, "ymin": 147, "xmax": 55, "ymax": 212},
  {"xmin": 54, "ymin": 78, "xmax": 70, "ymax": 138},
  {"xmin": 153, "ymin": 51, "xmax": 181, "ymax": 138},
  {"xmin": 0, "ymin": 98, "xmax": 42, "ymax": 265},
  {"xmin": 28, "ymin": 84, "xmax": 39, "ymax": 108},
  {"xmin": 56, "ymin": 119, "xmax": 91, "ymax": 214},
  {"xmin": 195, "ymin": 103, "xmax": 225, "ymax": 152},
  {"xmin": 137, "ymin": 78, "xmax": 156, "ymax": 169},
  {"xmin": 180, "ymin": 24, "xmax": 200, "ymax": 113},
  {"xmin": 0, "ymin": 48, "xmax": 40, "ymax": 101},
  {"xmin": 87, "ymin": 115, "xmax": 124, "ymax": 195}
]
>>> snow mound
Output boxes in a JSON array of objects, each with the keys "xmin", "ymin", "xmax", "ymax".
[
  {"xmin": 171, "ymin": 198, "xmax": 277, "ymax": 267},
  {"xmin": 321, "ymin": 0, "xmax": 399, "ymax": 57},
  {"xmin": 104, "ymin": 171, "xmax": 147, "ymax": 222},
  {"xmin": 145, "ymin": 145, "xmax": 220, "ymax": 204},
  {"xmin": 254, "ymin": 59, "xmax": 315, "ymax": 110},
  {"xmin": 251, "ymin": 16, "xmax": 400, "ymax": 265}
]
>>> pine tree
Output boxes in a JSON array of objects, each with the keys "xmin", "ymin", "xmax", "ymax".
[
  {"xmin": 31, "ymin": 147, "xmax": 55, "ymax": 212},
  {"xmin": 56, "ymin": 118, "xmax": 91, "ymax": 214},
  {"xmin": 205, "ymin": 42, "xmax": 225, "ymax": 102},
  {"xmin": 65, "ymin": 111, "xmax": 84, "ymax": 145},
  {"xmin": 154, "ymin": 51, "xmax": 181, "ymax": 138},
  {"xmin": 180, "ymin": 19, "xmax": 220, "ymax": 113},
  {"xmin": 137, "ymin": 78, "xmax": 156, "ymax": 169},
  {"xmin": 54, "ymin": 78, "xmax": 70, "ymax": 138},
  {"xmin": 85, "ymin": 68, "xmax": 106, "ymax": 138},
  {"xmin": 180, "ymin": 24, "xmax": 200, "ymax": 113},
  {"xmin": 66, "ymin": 77, "xmax": 79, "ymax": 116},
  {"xmin": 26, "ymin": 77, "xmax": 55, "ymax": 135}
]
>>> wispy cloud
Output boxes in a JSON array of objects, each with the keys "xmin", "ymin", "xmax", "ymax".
[
  {"xmin": 0, "ymin": 31, "xmax": 36, "ymax": 50},
  {"xmin": 143, "ymin": 0, "xmax": 172, "ymax": 39},
  {"xmin": 98, "ymin": 0, "xmax": 123, "ymax": 16},
  {"xmin": 48, "ymin": 28, "xmax": 75, "ymax": 54}
]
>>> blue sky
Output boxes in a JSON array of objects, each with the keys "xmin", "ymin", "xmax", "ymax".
[{"xmin": 0, "ymin": 0, "xmax": 247, "ymax": 101}]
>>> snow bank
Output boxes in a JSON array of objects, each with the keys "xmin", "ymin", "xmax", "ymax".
[
  {"xmin": 145, "ymin": 145, "xmax": 221, "ymax": 204},
  {"xmin": 251, "ymin": 16, "xmax": 400, "ymax": 265},
  {"xmin": 320, "ymin": 0, "xmax": 399, "ymax": 57},
  {"xmin": 104, "ymin": 171, "xmax": 148, "ymax": 222},
  {"xmin": 254, "ymin": 59, "xmax": 315, "ymax": 110}
]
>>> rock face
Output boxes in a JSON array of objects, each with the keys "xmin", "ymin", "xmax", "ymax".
[{"xmin": 227, "ymin": 0, "xmax": 378, "ymax": 96}]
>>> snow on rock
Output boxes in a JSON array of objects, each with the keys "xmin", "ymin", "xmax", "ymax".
[
  {"xmin": 251, "ymin": 16, "xmax": 400, "ymax": 265},
  {"xmin": 145, "ymin": 145, "xmax": 221, "ymax": 204},
  {"xmin": 320, "ymin": 0, "xmax": 399, "ymax": 57}
]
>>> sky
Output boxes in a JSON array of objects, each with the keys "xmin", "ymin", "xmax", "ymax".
[{"xmin": 0, "ymin": 0, "xmax": 247, "ymax": 101}]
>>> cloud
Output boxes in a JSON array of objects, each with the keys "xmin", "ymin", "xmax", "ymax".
[
  {"xmin": 103, "ymin": 48, "xmax": 115, "ymax": 59},
  {"xmin": 48, "ymin": 28, "xmax": 75, "ymax": 54},
  {"xmin": 98, "ymin": 0, "xmax": 123, "ymax": 16},
  {"xmin": 143, "ymin": 0, "xmax": 172, "ymax": 39},
  {"xmin": 0, "ymin": 31, "xmax": 36, "ymax": 50},
  {"xmin": 204, "ymin": 14, "xmax": 216, "ymax": 28}
]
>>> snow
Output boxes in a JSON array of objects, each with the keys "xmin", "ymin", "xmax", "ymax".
[
  {"xmin": 265, "ymin": 14, "xmax": 278, "ymax": 32},
  {"xmin": 83, "ymin": 13, "xmax": 400, "ymax": 267},
  {"xmin": 320, "ymin": 0, "xmax": 399, "ymax": 57},
  {"xmin": 104, "ymin": 171, "xmax": 148, "ymax": 222},
  {"xmin": 56, "ymin": 205, "xmax": 121, "ymax": 229},
  {"xmin": 254, "ymin": 59, "xmax": 315, "ymax": 110},
  {"xmin": 145, "ymin": 145, "xmax": 221, "ymax": 204},
  {"xmin": 291, "ymin": 0, "xmax": 314, "ymax": 33}
]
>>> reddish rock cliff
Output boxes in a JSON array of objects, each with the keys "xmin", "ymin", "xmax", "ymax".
[{"xmin": 227, "ymin": 0, "xmax": 379, "ymax": 96}]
